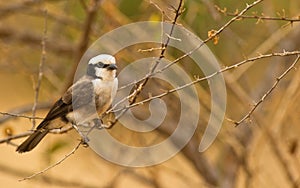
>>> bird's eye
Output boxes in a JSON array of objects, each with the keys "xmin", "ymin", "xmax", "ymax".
[
  {"xmin": 95, "ymin": 62, "xmax": 110, "ymax": 68},
  {"xmin": 96, "ymin": 62, "xmax": 105, "ymax": 68}
]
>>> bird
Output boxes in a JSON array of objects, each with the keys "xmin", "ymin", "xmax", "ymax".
[{"xmin": 16, "ymin": 54, "xmax": 118, "ymax": 153}]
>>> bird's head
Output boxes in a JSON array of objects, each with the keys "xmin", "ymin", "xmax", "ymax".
[{"xmin": 87, "ymin": 54, "xmax": 117, "ymax": 80}]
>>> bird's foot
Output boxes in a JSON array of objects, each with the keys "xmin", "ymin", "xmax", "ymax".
[
  {"xmin": 72, "ymin": 123, "xmax": 90, "ymax": 146},
  {"xmin": 92, "ymin": 118, "xmax": 105, "ymax": 130},
  {"xmin": 81, "ymin": 136, "xmax": 90, "ymax": 147}
]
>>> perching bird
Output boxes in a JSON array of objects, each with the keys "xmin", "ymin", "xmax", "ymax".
[{"xmin": 16, "ymin": 54, "xmax": 118, "ymax": 153}]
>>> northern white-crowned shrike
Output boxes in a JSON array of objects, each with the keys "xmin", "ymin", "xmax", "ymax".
[{"xmin": 17, "ymin": 54, "xmax": 118, "ymax": 153}]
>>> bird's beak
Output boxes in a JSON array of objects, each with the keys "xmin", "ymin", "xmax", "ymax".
[{"xmin": 108, "ymin": 64, "xmax": 118, "ymax": 70}]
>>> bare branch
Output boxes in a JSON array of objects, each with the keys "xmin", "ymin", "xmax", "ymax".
[
  {"xmin": 149, "ymin": 0, "xmax": 173, "ymax": 21},
  {"xmin": 112, "ymin": 51, "xmax": 300, "ymax": 114},
  {"xmin": 117, "ymin": 0, "xmax": 265, "ymax": 92},
  {"xmin": 0, "ymin": 112, "xmax": 43, "ymax": 122},
  {"xmin": 215, "ymin": 5, "xmax": 300, "ymax": 23},
  {"xmin": 156, "ymin": 0, "xmax": 265, "ymax": 74},
  {"xmin": 106, "ymin": 0, "xmax": 185, "ymax": 128},
  {"xmin": 0, "ymin": 102, "xmax": 51, "ymax": 124},
  {"xmin": 0, "ymin": 162, "xmax": 98, "ymax": 188},
  {"xmin": 31, "ymin": 9, "xmax": 47, "ymax": 129},
  {"xmin": 0, "ymin": 132, "xmax": 32, "ymax": 144},
  {"xmin": 0, "ymin": 127, "xmax": 73, "ymax": 145},
  {"xmin": 19, "ymin": 140, "xmax": 82, "ymax": 181},
  {"xmin": 129, "ymin": 0, "xmax": 184, "ymax": 103},
  {"xmin": 233, "ymin": 55, "xmax": 300, "ymax": 126}
]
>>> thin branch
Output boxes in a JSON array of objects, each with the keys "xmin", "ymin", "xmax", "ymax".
[
  {"xmin": 19, "ymin": 140, "xmax": 82, "ymax": 181},
  {"xmin": 0, "ymin": 162, "xmax": 98, "ymax": 188},
  {"xmin": 106, "ymin": 0, "xmax": 184, "ymax": 128},
  {"xmin": 138, "ymin": 47, "xmax": 165, "ymax": 53},
  {"xmin": 149, "ymin": 0, "xmax": 173, "ymax": 21},
  {"xmin": 129, "ymin": 0, "xmax": 184, "ymax": 104},
  {"xmin": 110, "ymin": 50, "xmax": 299, "ymax": 122},
  {"xmin": 0, "ymin": 127, "xmax": 73, "ymax": 145},
  {"xmin": 149, "ymin": 0, "xmax": 265, "ymax": 74},
  {"xmin": 215, "ymin": 5, "xmax": 300, "ymax": 23},
  {"xmin": 232, "ymin": 55, "xmax": 300, "ymax": 126},
  {"xmin": 0, "ymin": 102, "xmax": 51, "ymax": 124},
  {"xmin": 31, "ymin": 9, "xmax": 47, "ymax": 129},
  {"xmin": 117, "ymin": 0, "xmax": 265, "ymax": 92},
  {"xmin": 111, "ymin": 51, "xmax": 300, "ymax": 114},
  {"xmin": 0, "ymin": 132, "xmax": 32, "ymax": 144},
  {"xmin": 0, "ymin": 112, "xmax": 43, "ymax": 121}
]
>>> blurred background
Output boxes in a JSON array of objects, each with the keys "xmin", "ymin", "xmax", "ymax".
[{"xmin": 0, "ymin": 0, "xmax": 300, "ymax": 187}]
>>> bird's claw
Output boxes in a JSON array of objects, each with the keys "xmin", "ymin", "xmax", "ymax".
[
  {"xmin": 92, "ymin": 118, "xmax": 102, "ymax": 129},
  {"xmin": 81, "ymin": 135, "xmax": 90, "ymax": 147}
]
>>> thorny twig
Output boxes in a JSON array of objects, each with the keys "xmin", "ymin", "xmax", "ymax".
[
  {"xmin": 13, "ymin": 3, "xmax": 100, "ymax": 180},
  {"xmin": 0, "ymin": 0, "xmax": 298, "ymax": 186},
  {"xmin": 0, "ymin": 162, "xmax": 98, "ymax": 188},
  {"xmin": 129, "ymin": 0, "xmax": 184, "ymax": 103},
  {"xmin": 0, "ymin": 127, "xmax": 74, "ymax": 144},
  {"xmin": 106, "ymin": 0, "xmax": 185, "ymax": 128},
  {"xmin": 231, "ymin": 55, "xmax": 300, "ymax": 126},
  {"xmin": 1, "ymin": 0, "xmax": 296, "ymax": 143},
  {"xmin": 31, "ymin": 10, "xmax": 47, "ymax": 129},
  {"xmin": 107, "ymin": 1, "xmax": 269, "ymax": 128},
  {"xmin": 0, "ymin": 112, "xmax": 43, "ymax": 121},
  {"xmin": 115, "ymin": 0, "xmax": 265, "ymax": 93},
  {"xmin": 0, "ymin": 103, "xmax": 51, "ymax": 124},
  {"xmin": 215, "ymin": 5, "xmax": 300, "ymax": 24},
  {"xmin": 0, "ymin": 132, "xmax": 32, "ymax": 144},
  {"xmin": 19, "ymin": 140, "xmax": 82, "ymax": 181},
  {"xmin": 1, "ymin": 0, "xmax": 265, "ymax": 126},
  {"xmin": 112, "ymin": 50, "xmax": 300, "ymax": 113},
  {"xmin": 149, "ymin": 0, "xmax": 172, "ymax": 21}
]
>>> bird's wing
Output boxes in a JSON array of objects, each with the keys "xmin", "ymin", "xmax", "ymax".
[
  {"xmin": 63, "ymin": 77, "xmax": 95, "ymax": 110},
  {"xmin": 36, "ymin": 77, "xmax": 94, "ymax": 129}
]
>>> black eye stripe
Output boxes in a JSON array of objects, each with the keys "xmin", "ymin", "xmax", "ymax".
[{"xmin": 103, "ymin": 64, "xmax": 109, "ymax": 68}]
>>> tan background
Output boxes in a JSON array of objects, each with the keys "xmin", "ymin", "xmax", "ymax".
[{"xmin": 0, "ymin": 0, "xmax": 300, "ymax": 187}]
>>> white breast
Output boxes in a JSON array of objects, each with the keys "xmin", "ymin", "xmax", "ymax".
[{"xmin": 92, "ymin": 78, "xmax": 118, "ymax": 114}]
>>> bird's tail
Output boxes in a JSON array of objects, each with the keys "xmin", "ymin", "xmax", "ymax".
[{"xmin": 16, "ymin": 127, "xmax": 49, "ymax": 153}]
